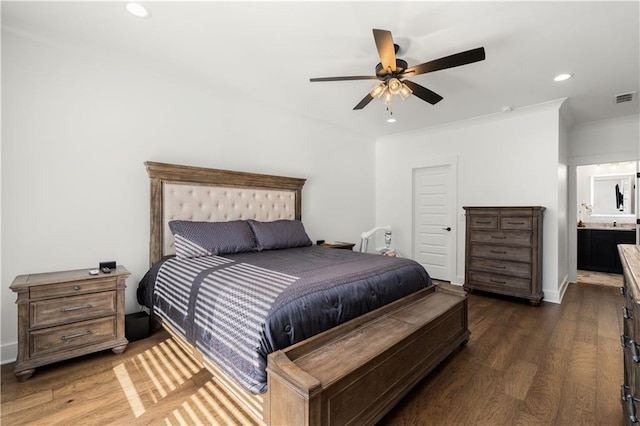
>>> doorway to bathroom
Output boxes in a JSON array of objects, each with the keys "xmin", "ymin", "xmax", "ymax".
[{"xmin": 575, "ymin": 161, "xmax": 638, "ymax": 278}]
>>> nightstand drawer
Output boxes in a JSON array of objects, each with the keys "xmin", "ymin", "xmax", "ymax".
[
  {"xmin": 30, "ymin": 278, "xmax": 116, "ymax": 300},
  {"xmin": 30, "ymin": 316, "xmax": 117, "ymax": 359},
  {"xmin": 30, "ymin": 291, "xmax": 117, "ymax": 329},
  {"xmin": 469, "ymin": 257, "xmax": 531, "ymax": 278}
]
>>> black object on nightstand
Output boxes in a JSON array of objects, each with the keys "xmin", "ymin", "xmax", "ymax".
[{"xmin": 125, "ymin": 311, "xmax": 150, "ymax": 342}]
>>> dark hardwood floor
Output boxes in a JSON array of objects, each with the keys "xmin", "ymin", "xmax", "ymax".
[{"xmin": 1, "ymin": 280, "xmax": 624, "ymax": 425}]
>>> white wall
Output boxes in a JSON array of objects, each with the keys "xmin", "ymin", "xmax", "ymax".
[
  {"xmin": 569, "ymin": 116, "xmax": 640, "ymax": 160},
  {"xmin": 1, "ymin": 29, "xmax": 376, "ymax": 362},
  {"xmin": 376, "ymin": 100, "xmax": 564, "ymax": 302},
  {"xmin": 567, "ymin": 115, "xmax": 640, "ymax": 282}
]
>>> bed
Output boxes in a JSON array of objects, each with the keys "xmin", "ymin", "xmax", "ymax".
[{"xmin": 141, "ymin": 161, "xmax": 469, "ymax": 425}]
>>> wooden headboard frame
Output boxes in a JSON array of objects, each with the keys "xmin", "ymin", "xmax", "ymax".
[{"xmin": 145, "ymin": 161, "xmax": 306, "ymax": 266}]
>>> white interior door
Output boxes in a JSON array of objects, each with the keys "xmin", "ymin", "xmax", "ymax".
[{"xmin": 413, "ymin": 164, "xmax": 455, "ymax": 281}]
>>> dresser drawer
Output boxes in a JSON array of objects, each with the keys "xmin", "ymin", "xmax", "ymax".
[
  {"xmin": 468, "ymin": 271, "xmax": 532, "ymax": 292},
  {"xmin": 30, "ymin": 291, "xmax": 117, "ymax": 329},
  {"xmin": 500, "ymin": 216, "xmax": 532, "ymax": 230},
  {"xmin": 469, "ymin": 230, "xmax": 532, "ymax": 247},
  {"xmin": 468, "ymin": 216, "xmax": 498, "ymax": 229},
  {"xmin": 470, "ymin": 244, "xmax": 532, "ymax": 262},
  {"xmin": 469, "ymin": 258, "xmax": 531, "ymax": 278},
  {"xmin": 30, "ymin": 277, "xmax": 116, "ymax": 299},
  {"xmin": 30, "ymin": 316, "xmax": 117, "ymax": 359}
]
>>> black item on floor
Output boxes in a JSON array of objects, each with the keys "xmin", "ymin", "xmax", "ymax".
[{"xmin": 125, "ymin": 311, "xmax": 150, "ymax": 342}]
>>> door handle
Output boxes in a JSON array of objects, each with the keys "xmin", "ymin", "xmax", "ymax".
[{"xmin": 442, "ymin": 227, "xmax": 451, "ymax": 231}]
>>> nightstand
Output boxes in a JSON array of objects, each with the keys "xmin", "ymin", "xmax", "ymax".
[
  {"xmin": 320, "ymin": 241, "xmax": 356, "ymax": 250},
  {"xmin": 10, "ymin": 266, "xmax": 130, "ymax": 381}
]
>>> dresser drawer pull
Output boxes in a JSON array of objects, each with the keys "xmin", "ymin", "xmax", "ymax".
[
  {"xmin": 61, "ymin": 330, "xmax": 92, "ymax": 341},
  {"xmin": 491, "ymin": 236, "xmax": 507, "ymax": 239},
  {"xmin": 61, "ymin": 304, "xmax": 93, "ymax": 312},
  {"xmin": 621, "ymin": 286, "xmax": 627, "ymax": 296},
  {"xmin": 476, "ymin": 221, "xmax": 492, "ymax": 224},
  {"xmin": 507, "ymin": 221, "xmax": 525, "ymax": 225},
  {"xmin": 622, "ymin": 386, "xmax": 640, "ymax": 424},
  {"xmin": 621, "ymin": 335, "xmax": 640, "ymax": 362},
  {"xmin": 623, "ymin": 306, "xmax": 633, "ymax": 320},
  {"xmin": 490, "ymin": 279, "xmax": 507, "ymax": 284},
  {"xmin": 490, "ymin": 250, "xmax": 507, "ymax": 254},
  {"xmin": 73, "ymin": 286, "xmax": 81, "ymax": 291},
  {"xmin": 490, "ymin": 264, "xmax": 506, "ymax": 269}
]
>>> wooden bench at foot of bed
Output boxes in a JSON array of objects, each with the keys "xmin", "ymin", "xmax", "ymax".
[{"xmin": 265, "ymin": 284, "xmax": 469, "ymax": 425}]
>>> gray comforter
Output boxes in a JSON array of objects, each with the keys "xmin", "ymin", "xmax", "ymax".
[{"xmin": 138, "ymin": 246, "xmax": 432, "ymax": 394}]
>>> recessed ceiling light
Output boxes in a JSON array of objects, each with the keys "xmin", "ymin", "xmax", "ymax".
[
  {"xmin": 126, "ymin": 3, "xmax": 149, "ymax": 18},
  {"xmin": 387, "ymin": 117, "xmax": 397, "ymax": 123},
  {"xmin": 554, "ymin": 73, "xmax": 572, "ymax": 82}
]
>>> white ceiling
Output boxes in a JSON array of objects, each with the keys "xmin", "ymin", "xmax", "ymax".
[{"xmin": 3, "ymin": 1, "xmax": 639, "ymax": 137}]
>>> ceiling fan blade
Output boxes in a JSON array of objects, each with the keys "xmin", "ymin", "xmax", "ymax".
[
  {"xmin": 403, "ymin": 80, "xmax": 443, "ymax": 105},
  {"xmin": 373, "ymin": 29, "xmax": 397, "ymax": 73},
  {"xmin": 353, "ymin": 93, "xmax": 374, "ymax": 110},
  {"xmin": 310, "ymin": 76, "xmax": 379, "ymax": 82},
  {"xmin": 403, "ymin": 47, "xmax": 486, "ymax": 77}
]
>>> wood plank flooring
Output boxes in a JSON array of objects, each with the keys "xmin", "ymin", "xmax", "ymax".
[{"xmin": 1, "ymin": 279, "xmax": 624, "ymax": 425}]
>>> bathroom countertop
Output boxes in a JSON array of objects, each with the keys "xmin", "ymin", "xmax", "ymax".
[{"xmin": 578, "ymin": 223, "xmax": 636, "ymax": 231}]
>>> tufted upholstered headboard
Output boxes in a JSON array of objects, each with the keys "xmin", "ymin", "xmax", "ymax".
[{"xmin": 145, "ymin": 161, "xmax": 306, "ymax": 266}]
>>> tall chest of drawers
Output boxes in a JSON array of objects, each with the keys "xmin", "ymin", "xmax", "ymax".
[
  {"xmin": 619, "ymin": 244, "xmax": 640, "ymax": 424},
  {"xmin": 463, "ymin": 206, "xmax": 545, "ymax": 305},
  {"xmin": 10, "ymin": 266, "xmax": 130, "ymax": 381}
]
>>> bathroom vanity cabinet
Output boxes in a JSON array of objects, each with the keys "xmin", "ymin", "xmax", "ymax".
[{"xmin": 577, "ymin": 227, "xmax": 636, "ymax": 274}]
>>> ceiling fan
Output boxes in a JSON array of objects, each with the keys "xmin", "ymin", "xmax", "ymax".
[{"xmin": 310, "ymin": 29, "xmax": 486, "ymax": 112}]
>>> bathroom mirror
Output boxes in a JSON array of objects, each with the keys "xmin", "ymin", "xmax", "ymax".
[{"xmin": 590, "ymin": 174, "xmax": 635, "ymax": 216}]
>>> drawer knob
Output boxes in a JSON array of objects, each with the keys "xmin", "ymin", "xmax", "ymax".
[
  {"xmin": 621, "ymin": 335, "xmax": 640, "ymax": 363},
  {"xmin": 61, "ymin": 330, "xmax": 92, "ymax": 341},
  {"xmin": 62, "ymin": 304, "xmax": 93, "ymax": 312},
  {"xmin": 622, "ymin": 385, "xmax": 640, "ymax": 423},
  {"xmin": 73, "ymin": 286, "xmax": 81, "ymax": 291}
]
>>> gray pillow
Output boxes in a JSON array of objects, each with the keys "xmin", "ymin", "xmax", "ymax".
[
  {"xmin": 168, "ymin": 220, "xmax": 256, "ymax": 258},
  {"xmin": 247, "ymin": 219, "xmax": 312, "ymax": 251}
]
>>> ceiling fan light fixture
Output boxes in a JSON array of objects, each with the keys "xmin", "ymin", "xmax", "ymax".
[
  {"xmin": 383, "ymin": 91, "xmax": 394, "ymax": 106},
  {"xmin": 370, "ymin": 82, "xmax": 386, "ymax": 99},
  {"xmin": 399, "ymin": 83, "xmax": 413, "ymax": 99},
  {"xmin": 387, "ymin": 78, "xmax": 403, "ymax": 95}
]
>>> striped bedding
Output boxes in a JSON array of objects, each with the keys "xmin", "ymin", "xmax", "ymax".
[{"xmin": 138, "ymin": 246, "xmax": 432, "ymax": 394}]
